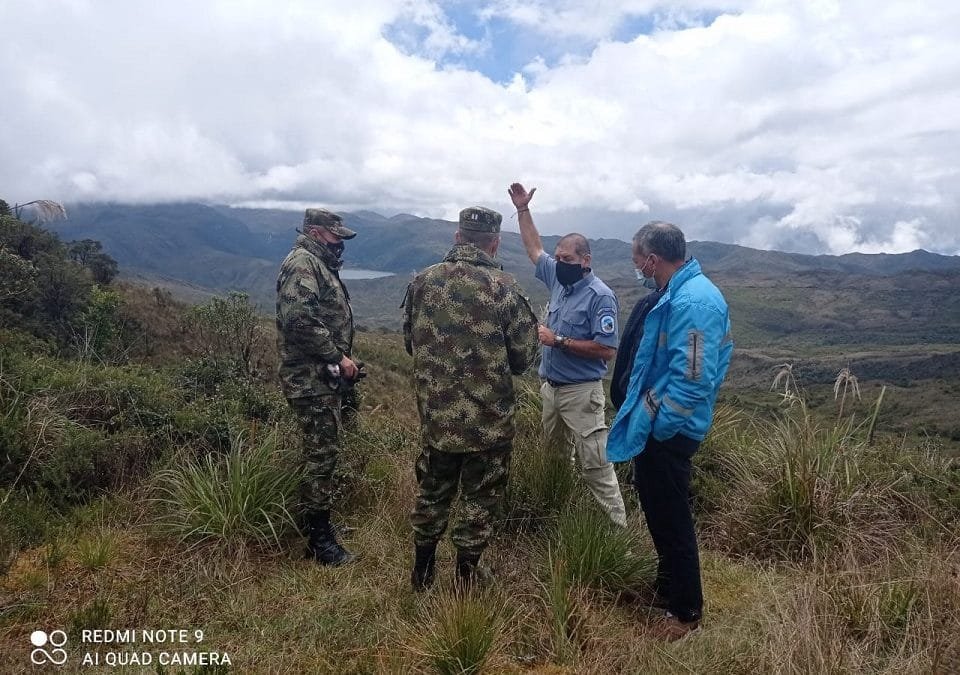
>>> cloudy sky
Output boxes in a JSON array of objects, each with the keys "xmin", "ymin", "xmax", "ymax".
[{"xmin": 2, "ymin": 0, "xmax": 959, "ymax": 254}]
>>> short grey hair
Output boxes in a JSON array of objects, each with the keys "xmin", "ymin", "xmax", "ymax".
[
  {"xmin": 557, "ymin": 233, "xmax": 591, "ymax": 256},
  {"xmin": 632, "ymin": 221, "xmax": 686, "ymax": 262}
]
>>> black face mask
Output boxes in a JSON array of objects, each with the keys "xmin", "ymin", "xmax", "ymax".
[
  {"xmin": 556, "ymin": 260, "xmax": 584, "ymax": 286},
  {"xmin": 327, "ymin": 241, "xmax": 345, "ymax": 258}
]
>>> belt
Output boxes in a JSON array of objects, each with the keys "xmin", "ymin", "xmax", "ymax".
[{"xmin": 545, "ymin": 378, "xmax": 599, "ymax": 388}]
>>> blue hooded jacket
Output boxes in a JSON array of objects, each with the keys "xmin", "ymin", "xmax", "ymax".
[{"xmin": 607, "ymin": 258, "xmax": 733, "ymax": 462}]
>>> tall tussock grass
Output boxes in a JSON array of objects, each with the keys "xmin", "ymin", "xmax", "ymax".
[
  {"xmin": 546, "ymin": 506, "xmax": 655, "ymax": 594},
  {"xmin": 540, "ymin": 554, "xmax": 592, "ymax": 663},
  {"xmin": 408, "ymin": 590, "xmax": 512, "ymax": 675},
  {"xmin": 507, "ymin": 442, "xmax": 580, "ymax": 529},
  {"xmin": 152, "ymin": 428, "xmax": 301, "ymax": 553},
  {"xmin": 701, "ymin": 398, "xmax": 955, "ymax": 563},
  {"xmin": 506, "ymin": 380, "xmax": 580, "ymax": 529},
  {"xmin": 757, "ymin": 536, "xmax": 960, "ymax": 673}
]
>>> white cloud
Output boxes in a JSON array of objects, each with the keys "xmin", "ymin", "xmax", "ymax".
[
  {"xmin": 1, "ymin": 0, "xmax": 959, "ymax": 254},
  {"xmin": 477, "ymin": 0, "xmax": 748, "ymax": 41}
]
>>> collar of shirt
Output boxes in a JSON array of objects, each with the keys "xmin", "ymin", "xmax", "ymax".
[{"xmin": 443, "ymin": 244, "xmax": 503, "ymax": 269}]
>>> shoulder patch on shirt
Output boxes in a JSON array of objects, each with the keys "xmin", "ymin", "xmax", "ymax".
[{"xmin": 600, "ymin": 314, "xmax": 616, "ymax": 335}]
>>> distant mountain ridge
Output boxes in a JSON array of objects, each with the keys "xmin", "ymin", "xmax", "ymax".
[
  {"xmin": 50, "ymin": 202, "xmax": 960, "ymax": 347},
  {"xmin": 40, "ymin": 202, "xmax": 960, "ymax": 447},
  {"xmin": 57, "ymin": 202, "xmax": 960, "ymax": 280}
]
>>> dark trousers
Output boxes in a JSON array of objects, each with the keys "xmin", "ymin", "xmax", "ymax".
[{"xmin": 633, "ymin": 433, "xmax": 703, "ymax": 622}]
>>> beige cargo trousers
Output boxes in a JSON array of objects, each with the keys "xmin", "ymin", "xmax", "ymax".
[{"xmin": 541, "ymin": 380, "xmax": 627, "ymax": 527}]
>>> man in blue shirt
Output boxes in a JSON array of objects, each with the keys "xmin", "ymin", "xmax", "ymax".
[{"xmin": 508, "ymin": 182, "xmax": 627, "ymax": 527}]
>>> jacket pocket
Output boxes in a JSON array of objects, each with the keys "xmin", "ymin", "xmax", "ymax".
[{"xmin": 642, "ymin": 389, "xmax": 660, "ymax": 419}]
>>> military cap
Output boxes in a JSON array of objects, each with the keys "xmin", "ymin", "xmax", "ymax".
[
  {"xmin": 303, "ymin": 208, "xmax": 357, "ymax": 239},
  {"xmin": 459, "ymin": 206, "xmax": 502, "ymax": 233}
]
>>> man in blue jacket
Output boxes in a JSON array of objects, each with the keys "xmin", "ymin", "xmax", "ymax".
[{"xmin": 607, "ymin": 221, "xmax": 733, "ymax": 640}]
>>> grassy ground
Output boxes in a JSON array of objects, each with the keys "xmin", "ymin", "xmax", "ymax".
[{"xmin": 2, "ymin": 329, "xmax": 959, "ymax": 673}]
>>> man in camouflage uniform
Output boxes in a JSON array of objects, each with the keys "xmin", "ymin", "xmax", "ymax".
[
  {"xmin": 276, "ymin": 208, "xmax": 361, "ymax": 566},
  {"xmin": 403, "ymin": 206, "xmax": 539, "ymax": 590}
]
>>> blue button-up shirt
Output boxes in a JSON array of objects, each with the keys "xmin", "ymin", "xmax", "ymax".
[{"xmin": 536, "ymin": 252, "xmax": 619, "ymax": 383}]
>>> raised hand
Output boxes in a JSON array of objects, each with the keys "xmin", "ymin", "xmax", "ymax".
[{"xmin": 508, "ymin": 183, "xmax": 537, "ymax": 209}]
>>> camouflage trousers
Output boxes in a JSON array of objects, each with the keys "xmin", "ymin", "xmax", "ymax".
[
  {"xmin": 410, "ymin": 444, "xmax": 512, "ymax": 557},
  {"xmin": 287, "ymin": 393, "xmax": 342, "ymax": 517}
]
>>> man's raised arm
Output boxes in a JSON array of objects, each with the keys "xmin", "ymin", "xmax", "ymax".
[{"xmin": 508, "ymin": 182, "xmax": 544, "ymax": 265}]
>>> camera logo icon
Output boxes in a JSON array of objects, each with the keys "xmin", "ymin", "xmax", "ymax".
[{"xmin": 30, "ymin": 630, "xmax": 68, "ymax": 665}]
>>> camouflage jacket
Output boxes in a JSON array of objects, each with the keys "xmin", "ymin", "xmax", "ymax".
[
  {"xmin": 276, "ymin": 234, "xmax": 354, "ymax": 399},
  {"xmin": 403, "ymin": 244, "xmax": 538, "ymax": 453}
]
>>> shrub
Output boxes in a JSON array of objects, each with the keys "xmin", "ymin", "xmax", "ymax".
[
  {"xmin": 0, "ymin": 245, "xmax": 37, "ymax": 304},
  {"xmin": 183, "ymin": 292, "xmax": 268, "ymax": 377},
  {"xmin": 0, "ymin": 353, "xmax": 175, "ymax": 506},
  {"xmin": 0, "ymin": 491, "xmax": 57, "ymax": 575},
  {"xmin": 73, "ymin": 285, "xmax": 142, "ymax": 364},
  {"xmin": 68, "ymin": 595, "xmax": 113, "ymax": 641},
  {"xmin": 68, "ymin": 239, "xmax": 118, "ymax": 284},
  {"xmin": 153, "ymin": 429, "xmax": 301, "ymax": 553}
]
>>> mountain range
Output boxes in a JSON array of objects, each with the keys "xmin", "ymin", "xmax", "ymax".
[
  {"xmin": 42, "ymin": 201, "xmax": 960, "ymax": 446},
  {"xmin": 51, "ymin": 202, "xmax": 960, "ymax": 343}
]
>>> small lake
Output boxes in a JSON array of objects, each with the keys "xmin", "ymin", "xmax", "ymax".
[{"xmin": 340, "ymin": 268, "xmax": 395, "ymax": 279}]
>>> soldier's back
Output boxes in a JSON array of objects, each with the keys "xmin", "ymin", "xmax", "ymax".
[{"xmin": 406, "ymin": 245, "xmax": 526, "ymax": 453}]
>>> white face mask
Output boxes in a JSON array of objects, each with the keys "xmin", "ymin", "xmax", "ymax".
[{"xmin": 635, "ymin": 255, "xmax": 658, "ymax": 289}]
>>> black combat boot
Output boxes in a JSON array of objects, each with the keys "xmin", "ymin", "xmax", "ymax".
[
  {"xmin": 455, "ymin": 550, "xmax": 491, "ymax": 589},
  {"xmin": 411, "ymin": 543, "xmax": 437, "ymax": 592},
  {"xmin": 305, "ymin": 511, "xmax": 355, "ymax": 566}
]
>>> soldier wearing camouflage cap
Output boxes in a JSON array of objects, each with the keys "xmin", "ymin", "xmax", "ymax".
[
  {"xmin": 276, "ymin": 207, "xmax": 361, "ymax": 566},
  {"xmin": 403, "ymin": 206, "xmax": 539, "ymax": 590}
]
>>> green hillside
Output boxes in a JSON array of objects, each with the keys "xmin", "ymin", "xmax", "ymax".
[
  {"xmin": 2, "ymin": 208, "xmax": 959, "ymax": 672},
  {"xmin": 48, "ymin": 202, "xmax": 960, "ymax": 444}
]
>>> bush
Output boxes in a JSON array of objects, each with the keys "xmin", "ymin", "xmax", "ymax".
[
  {"xmin": 183, "ymin": 292, "xmax": 268, "ymax": 377},
  {"xmin": 73, "ymin": 285, "xmax": 142, "ymax": 364},
  {"xmin": 68, "ymin": 239, "xmax": 118, "ymax": 284},
  {"xmin": 0, "ymin": 351, "xmax": 179, "ymax": 506},
  {"xmin": 153, "ymin": 429, "xmax": 301, "ymax": 553},
  {"xmin": 0, "ymin": 490, "xmax": 58, "ymax": 575}
]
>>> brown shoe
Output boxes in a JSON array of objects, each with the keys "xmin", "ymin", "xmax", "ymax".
[{"xmin": 648, "ymin": 612, "xmax": 700, "ymax": 641}]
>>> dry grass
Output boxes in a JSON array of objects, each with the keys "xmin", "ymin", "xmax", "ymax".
[{"xmin": 2, "ymin": 328, "xmax": 958, "ymax": 673}]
